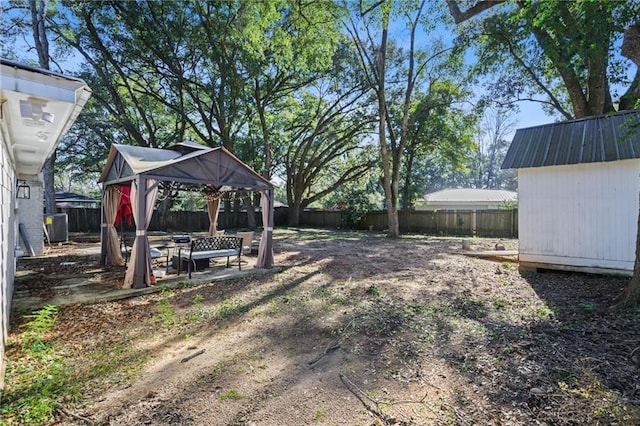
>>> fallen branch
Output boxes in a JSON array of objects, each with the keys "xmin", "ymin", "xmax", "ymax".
[
  {"xmin": 340, "ymin": 373, "xmax": 395, "ymax": 423},
  {"xmin": 308, "ymin": 318, "xmax": 355, "ymax": 367},
  {"xmin": 181, "ymin": 348, "xmax": 205, "ymax": 363},
  {"xmin": 57, "ymin": 407, "xmax": 95, "ymax": 425},
  {"xmin": 307, "ymin": 343, "xmax": 340, "ymax": 366},
  {"xmin": 339, "ymin": 373, "xmax": 437, "ymax": 425}
]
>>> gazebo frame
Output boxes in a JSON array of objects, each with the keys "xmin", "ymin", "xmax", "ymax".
[{"xmin": 98, "ymin": 142, "xmax": 274, "ymax": 289}]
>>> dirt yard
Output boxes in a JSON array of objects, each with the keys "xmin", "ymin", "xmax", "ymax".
[{"xmin": 4, "ymin": 229, "xmax": 640, "ymax": 425}]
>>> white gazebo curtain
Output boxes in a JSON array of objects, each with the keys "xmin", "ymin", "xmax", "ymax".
[
  {"xmin": 123, "ymin": 178, "xmax": 159, "ymax": 288},
  {"xmin": 103, "ymin": 186, "xmax": 125, "ymax": 266}
]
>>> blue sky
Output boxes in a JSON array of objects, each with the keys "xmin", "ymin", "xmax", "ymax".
[
  {"xmin": 514, "ymin": 104, "xmax": 556, "ymax": 131},
  {"xmin": 385, "ymin": 6, "xmax": 560, "ymax": 140}
]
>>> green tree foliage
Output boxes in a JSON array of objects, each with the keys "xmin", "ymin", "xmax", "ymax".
[
  {"xmin": 345, "ymin": 0, "xmax": 472, "ymax": 237},
  {"xmin": 53, "ymin": 0, "xmax": 342, "ymax": 169},
  {"xmin": 242, "ymin": 0, "xmax": 343, "ymax": 179},
  {"xmin": 449, "ymin": 0, "xmax": 639, "ymax": 118},
  {"xmin": 324, "ymin": 179, "xmax": 384, "ymax": 229},
  {"xmin": 6, "ymin": 0, "xmax": 348, "ymax": 226},
  {"xmin": 399, "ymin": 80, "xmax": 477, "ymax": 213},
  {"xmin": 417, "ymin": 150, "xmax": 474, "ymax": 192},
  {"xmin": 276, "ymin": 42, "xmax": 377, "ymax": 226},
  {"xmin": 55, "ymin": 1, "xmax": 241, "ymax": 149}
]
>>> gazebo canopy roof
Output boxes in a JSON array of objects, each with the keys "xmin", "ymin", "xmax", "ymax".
[{"xmin": 98, "ymin": 142, "xmax": 272, "ymax": 191}]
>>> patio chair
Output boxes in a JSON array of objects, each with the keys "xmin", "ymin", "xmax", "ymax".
[{"xmin": 236, "ymin": 231, "xmax": 254, "ymax": 255}]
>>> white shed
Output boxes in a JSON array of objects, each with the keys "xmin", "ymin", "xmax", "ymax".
[{"xmin": 502, "ymin": 110, "xmax": 640, "ymax": 276}]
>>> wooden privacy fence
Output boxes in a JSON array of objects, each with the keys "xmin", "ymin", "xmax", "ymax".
[
  {"xmin": 63, "ymin": 207, "xmax": 517, "ymax": 237},
  {"xmin": 366, "ymin": 210, "xmax": 517, "ymax": 237},
  {"xmin": 61, "ymin": 207, "xmax": 289, "ymax": 233}
]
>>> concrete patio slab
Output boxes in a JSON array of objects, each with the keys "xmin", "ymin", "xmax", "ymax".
[{"xmin": 12, "ymin": 254, "xmax": 278, "ymax": 311}]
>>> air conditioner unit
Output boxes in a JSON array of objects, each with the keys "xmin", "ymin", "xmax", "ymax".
[{"xmin": 45, "ymin": 213, "xmax": 68, "ymax": 243}]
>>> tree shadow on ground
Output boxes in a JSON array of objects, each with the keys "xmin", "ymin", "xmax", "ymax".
[
  {"xmin": 425, "ymin": 269, "xmax": 640, "ymax": 425},
  {"xmin": 10, "ymin": 231, "xmax": 640, "ymax": 425}
]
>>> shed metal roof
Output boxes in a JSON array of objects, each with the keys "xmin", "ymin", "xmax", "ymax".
[{"xmin": 502, "ymin": 110, "xmax": 640, "ymax": 169}]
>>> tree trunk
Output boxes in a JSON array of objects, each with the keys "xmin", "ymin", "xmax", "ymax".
[
  {"xmin": 232, "ymin": 197, "xmax": 242, "ymax": 229},
  {"xmin": 618, "ymin": 24, "xmax": 640, "ymax": 308},
  {"xmin": 42, "ymin": 155, "xmax": 56, "ymax": 214},
  {"xmin": 377, "ymin": 19, "xmax": 399, "ymax": 238},
  {"xmin": 30, "ymin": 0, "xmax": 50, "ymax": 69},
  {"xmin": 621, "ymin": 25, "xmax": 640, "ymax": 111},
  {"xmin": 254, "ymin": 80, "xmax": 273, "ymax": 181},
  {"xmin": 400, "ymin": 147, "xmax": 416, "ymax": 233},
  {"xmin": 614, "ymin": 185, "xmax": 640, "ymax": 308},
  {"xmin": 155, "ymin": 190, "xmax": 172, "ymax": 230},
  {"xmin": 388, "ymin": 176, "xmax": 400, "ymax": 237},
  {"xmin": 31, "ymin": 0, "xmax": 56, "ymax": 214},
  {"xmin": 243, "ymin": 194, "xmax": 257, "ymax": 230},
  {"xmin": 222, "ymin": 199, "xmax": 232, "ymax": 230},
  {"xmin": 288, "ymin": 202, "xmax": 301, "ymax": 227}
]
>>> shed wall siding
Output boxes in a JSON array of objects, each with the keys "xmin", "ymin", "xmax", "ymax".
[{"xmin": 518, "ymin": 159, "xmax": 640, "ymax": 271}]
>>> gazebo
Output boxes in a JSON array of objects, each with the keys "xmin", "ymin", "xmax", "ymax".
[{"xmin": 97, "ymin": 141, "xmax": 274, "ymax": 289}]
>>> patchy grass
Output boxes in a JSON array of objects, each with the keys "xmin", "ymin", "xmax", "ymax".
[
  {"xmin": 154, "ymin": 286, "xmax": 178, "ymax": 328},
  {"xmin": 5, "ymin": 231, "xmax": 640, "ymax": 425},
  {"xmin": 219, "ymin": 389, "xmax": 244, "ymax": 400},
  {"xmin": 1, "ymin": 306, "xmax": 72, "ymax": 424}
]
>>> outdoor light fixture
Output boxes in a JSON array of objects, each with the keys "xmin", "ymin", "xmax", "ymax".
[
  {"xmin": 19, "ymin": 99, "xmax": 54, "ymax": 124},
  {"xmin": 16, "ymin": 179, "xmax": 30, "ymax": 199}
]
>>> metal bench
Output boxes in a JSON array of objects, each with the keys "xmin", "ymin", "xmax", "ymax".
[{"xmin": 177, "ymin": 235, "xmax": 242, "ymax": 278}]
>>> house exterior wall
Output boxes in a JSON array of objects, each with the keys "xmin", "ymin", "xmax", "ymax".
[
  {"xmin": 0, "ymin": 58, "xmax": 91, "ymax": 390},
  {"xmin": 518, "ymin": 159, "xmax": 640, "ymax": 274},
  {"xmin": 0, "ymin": 134, "xmax": 17, "ymax": 389},
  {"xmin": 17, "ymin": 177, "xmax": 44, "ymax": 255}
]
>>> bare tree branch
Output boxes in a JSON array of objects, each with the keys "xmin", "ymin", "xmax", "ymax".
[{"xmin": 446, "ymin": 0, "xmax": 506, "ymax": 24}]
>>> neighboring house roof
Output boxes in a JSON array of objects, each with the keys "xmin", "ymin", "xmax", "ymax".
[
  {"xmin": 98, "ymin": 142, "xmax": 273, "ymax": 192},
  {"xmin": 424, "ymin": 188, "xmax": 517, "ymax": 204},
  {"xmin": 55, "ymin": 192, "xmax": 99, "ymax": 206},
  {"xmin": 0, "ymin": 58, "xmax": 92, "ymax": 176},
  {"xmin": 502, "ymin": 110, "xmax": 640, "ymax": 170}
]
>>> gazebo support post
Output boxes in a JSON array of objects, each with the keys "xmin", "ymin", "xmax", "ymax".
[
  {"xmin": 265, "ymin": 188, "xmax": 274, "ymax": 268},
  {"xmin": 257, "ymin": 189, "xmax": 275, "ymax": 268},
  {"xmin": 133, "ymin": 175, "xmax": 147, "ymax": 289},
  {"xmin": 99, "ymin": 184, "xmax": 107, "ymax": 265}
]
